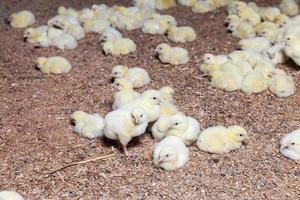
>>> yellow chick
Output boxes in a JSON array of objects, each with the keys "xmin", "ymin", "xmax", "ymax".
[
  {"xmin": 104, "ymin": 107, "xmax": 148, "ymax": 157},
  {"xmin": 269, "ymin": 69, "xmax": 295, "ymax": 97},
  {"xmin": 203, "ymin": 53, "xmax": 229, "ymax": 65},
  {"xmin": 58, "ymin": 6, "xmax": 79, "ymax": 18},
  {"xmin": 227, "ymin": 1, "xmax": 247, "ymax": 15},
  {"xmin": 233, "ymin": 20, "xmax": 256, "ymax": 39},
  {"xmin": 151, "ymin": 114, "xmax": 173, "ymax": 140},
  {"xmin": 47, "ymin": 27, "xmax": 77, "ymax": 49},
  {"xmin": 192, "ymin": 1, "xmax": 216, "ymax": 13},
  {"xmin": 141, "ymin": 19, "xmax": 170, "ymax": 35},
  {"xmin": 153, "ymin": 136, "xmax": 189, "ymax": 171},
  {"xmin": 0, "ymin": 191, "xmax": 24, "ymax": 200},
  {"xmin": 178, "ymin": 0, "xmax": 197, "ymax": 7},
  {"xmin": 112, "ymin": 78, "xmax": 140, "ymax": 109},
  {"xmin": 100, "ymin": 27, "xmax": 123, "ymax": 42},
  {"xmin": 9, "ymin": 10, "xmax": 35, "ymax": 28},
  {"xmin": 211, "ymin": 0, "xmax": 231, "ymax": 8},
  {"xmin": 151, "ymin": 13, "xmax": 177, "ymax": 26},
  {"xmin": 258, "ymin": 7, "xmax": 281, "ymax": 22},
  {"xmin": 83, "ymin": 18, "xmax": 110, "ymax": 33},
  {"xmin": 241, "ymin": 71, "xmax": 270, "ymax": 94},
  {"xmin": 133, "ymin": 0, "xmax": 156, "ymax": 9},
  {"xmin": 159, "ymin": 86, "xmax": 175, "ymax": 102},
  {"xmin": 280, "ymin": 129, "xmax": 300, "ymax": 160},
  {"xmin": 236, "ymin": 3, "xmax": 261, "ymax": 26},
  {"xmin": 210, "ymin": 70, "xmax": 244, "ymax": 92},
  {"xmin": 283, "ymin": 26, "xmax": 300, "ymax": 66},
  {"xmin": 167, "ymin": 26, "xmax": 197, "ymax": 43},
  {"xmin": 253, "ymin": 59, "xmax": 276, "ymax": 77},
  {"xmin": 263, "ymin": 43, "xmax": 288, "ymax": 65},
  {"xmin": 155, "ymin": 0, "xmax": 176, "ymax": 10},
  {"xmin": 155, "ymin": 43, "xmax": 189, "ymax": 65},
  {"xmin": 274, "ymin": 14, "xmax": 292, "ymax": 27},
  {"xmin": 102, "ymin": 38, "xmax": 136, "ymax": 56},
  {"xmin": 238, "ymin": 37, "xmax": 271, "ymax": 53},
  {"xmin": 280, "ymin": 0, "xmax": 299, "ymax": 16},
  {"xmin": 24, "ymin": 26, "xmax": 49, "ymax": 47},
  {"xmin": 197, "ymin": 125, "xmax": 247, "ymax": 154},
  {"xmin": 71, "ymin": 111, "xmax": 104, "ymax": 139},
  {"xmin": 36, "ymin": 56, "xmax": 72, "ymax": 75},
  {"xmin": 111, "ymin": 65, "xmax": 150, "ymax": 88}
]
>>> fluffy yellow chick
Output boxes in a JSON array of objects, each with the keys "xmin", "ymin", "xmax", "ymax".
[
  {"xmin": 9, "ymin": 10, "xmax": 35, "ymax": 28},
  {"xmin": 36, "ymin": 56, "xmax": 72, "ymax": 75},
  {"xmin": 104, "ymin": 107, "xmax": 148, "ymax": 157},
  {"xmin": 192, "ymin": 1, "xmax": 216, "ymax": 13},
  {"xmin": 0, "ymin": 191, "xmax": 24, "ymax": 200},
  {"xmin": 83, "ymin": 18, "xmax": 110, "ymax": 33},
  {"xmin": 263, "ymin": 43, "xmax": 288, "ymax": 65},
  {"xmin": 274, "ymin": 14, "xmax": 292, "ymax": 27},
  {"xmin": 111, "ymin": 65, "xmax": 150, "ymax": 88},
  {"xmin": 210, "ymin": 70, "xmax": 244, "ymax": 92},
  {"xmin": 58, "ymin": 6, "xmax": 79, "ymax": 18},
  {"xmin": 159, "ymin": 86, "xmax": 175, "ymax": 102},
  {"xmin": 269, "ymin": 69, "xmax": 295, "ymax": 97},
  {"xmin": 227, "ymin": 1, "xmax": 247, "ymax": 15},
  {"xmin": 155, "ymin": 0, "xmax": 176, "ymax": 10},
  {"xmin": 178, "ymin": 0, "xmax": 197, "ymax": 7},
  {"xmin": 241, "ymin": 71, "xmax": 270, "ymax": 94},
  {"xmin": 197, "ymin": 125, "xmax": 247, "ymax": 154},
  {"xmin": 238, "ymin": 37, "xmax": 271, "ymax": 53},
  {"xmin": 258, "ymin": 7, "xmax": 281, "ymax": 22},
  {"xmin": 280, "ymin": 129, "xmax": 300, "ymax": 160},
  {"xmin": 71, "ymin": 111, "xmax": 104, "ymax": 139},
  {"xmin": 151, "ymin": 114, "xmax": 173, "ymax": 140},
  {"xmin": 233, "ymin": 20, "xmax": 256, "ymax": 39},
  {"xmin": 283, "ymin": 26, "xmax": 300, "ymax": 66},
  {"xmin": 203, "ymin": 53, "xmax": 228, "ymax": 65},
  {"xmin": 211, "ymin": 0, "xmax": 231, "ymax": 8},
  {"xmin": 151, "ymin": 13, "xmax": 177, "ymax": 26},
  {"xmin": 47, "ymin": 27, "xmax": 77, "ymax": 49},
  {"xmin": 167, "ymin": 26, "xmax": 197, "ymax": 43},
  {"xmin": 155, "ymin": 43, "xmax": 189, "ymax": 65},
  {"xmin": 280, "ymin": 0, "xmax": 299, "ymax": 16},
  {"xmin": 236, "ymin": 3, "xmax": 261, "ymax": 26},
  {"xmin": 100, "ymin": 27, "xmax": 123, "ymax": 42},
  {"xmin": 112, "ymin": 78, "xmax": 140, "ymax": 109},
  {"xmin": 153, "ymin": 136, "xmax": 189, "ymax": 171},
  {"xmin": 141, "ymin": 19, "xmax": 170, "ymax": 35},
  {"xmin": 24, "ymin": 26, "xmax": 49, "ymax": 47},
  {"xmin": 133, "ymin": 0, "xmax": 156, "ymax": 9},
  {"xmin": 102, "ymin": 38, "xmax": 136, "ymax": 56},
  {"xmin": 253, "ymin": 59, "xmax": 276, "ymax": 77}
]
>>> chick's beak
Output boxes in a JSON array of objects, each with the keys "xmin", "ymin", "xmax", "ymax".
[{"xmin": 4, "ymin": 17, "xmax": 11, "ymax": 24}]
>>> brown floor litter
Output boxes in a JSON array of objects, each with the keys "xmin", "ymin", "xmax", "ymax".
[{"xmin": 0, "ymin": 0, "xmax": 300, "ymax": 199}]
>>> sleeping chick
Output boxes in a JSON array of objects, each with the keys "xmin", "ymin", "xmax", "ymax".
[
  {"xmin": 197, "ymin": 125, "xmax": 247, "ymax": 154},
  {"xmin": 165, "ymin": 112, "xmax": 201, "ymax": 146},
  {"xmin": 203, "ymin": 53, "xmax": 228, "ymax": 66},
  {"xmin": 280, "ymin": 0, "xmax": 299, "ymax": 16},
  {"xmin": 71, "ymin": 111, "xmax": 104, "ymax": 139},
  {"xmin": 24, "ymin": 26, "xmax": 49, "ymax": 47},
  {"xmin": 238, "ymin": 37, "xmax": 271, "ymax": 53},
  {"xmin": 167, "ymin": 26, "xmax": 197, "ymax": 43},
  {"xmin": 48, "ymin": 27, "xmax": 77, "ymax": 49},
  {"xmin": 104, "ymin": 107, "xmax": 148, "ymax": 157},
  {"xmin": 280, "ymin": 129, "xmax": 300, "ymax": 160},
  {"xmin": 269, "ymin": 69, "xmax": 295, "ymax": 97},
  {"xmin": 112, "ymin": 78, "xmax": 140, "ymax": 110},
  {"xmin": 36, "ymin": 56, "xmax": 72, "ymax": 75},
  {"xmin": 192, "ymin": 1, "xmax": 216, "ymax": 13},
  {"xmin": 178, "ymin": 0, "xmax": 197, "ymax": 7},
  {"xmin": 155, "ymin": 43, "xmax": 189, "ymax": 65},
  {"xmin": 155, "ymin": 0, "xmax": 176, "ymax": 10},
  {"xmin": 102, "ymin": 38, "xmax": 136, "ymax": 56},
  {"xmin": 141, "ymin": 19, "xmax": 170, "ymax": 35},
  {"xmin": 241, "ymin": 71, "xmax": 270, "ymax": 94},
  {"xmin": 153, "ymin": 136, "xmax": 189, "ymax": 171},
  {"xmin": 9, "ymin": 10, "xmax": 35, "ymax": 28},
  {"xmin": 121, "ymin": 89, "xmax": 161, "ymax": 122},
  {"xmin": 0, "ymin": 191, "xmax": 24, "ymax": 200},
  {"xmin": 100, "ymin": 27, "xmax": 123, "ymax": 42},
  {"xmin": 111, "ymin": 65, "xmax": 150, "ymax": 88},
  {"xmin": 210, "ymin": 70, "xmax": 244, "ymax": 92}
]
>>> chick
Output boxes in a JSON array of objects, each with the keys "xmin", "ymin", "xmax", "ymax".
[
  {"xmin": 155, "ymin": 43, "xmax": 189, "ymax": 65},
  {"xmin": 241, "ymin": 71, "xmax": 270, "ymax": 94},
  {"xmin": 100, "ymin": 27, "xmax": 123, "ymax": 42},
  {"xmin": 236, "ymin": 2, "xmax": 261, "ymax": 26},
  {"xmin": 263, "ymin": 43, "xmax": 288, "ymax": 65},
  {"xmin": 151, "ymin": 114, "xmax": 173, "ymax": 140},
  {"xmin": 155, "ymin": 0, "xmax": 176, "ymax": 10},
  {"xmin": 165, "ymin": 112, "xmax": 200, "ymax": 146},
  {"xmin": 280, "ymin": 129, "xmax": 300, "ymax": 160},
  {"xmin": 141, "ymin": 19, "xmax": 170, "ymax": 35},
  {"xmin": 151, "ymin": 13, "xmax": 177, "ymax": 26},
  {"xmin": 160, "ymin": 101, "xmax": 178, "ymax": 115},
  {"xmin": 0, "ymin": 191, "xmax": 24, "ymax": 200},
  {"xmin": 178, "ymin": 0, "xmax": 197, "ymax": 7},
  {"xmin": 104, "ymin": 107, "xmax": 148, "ymax": 157},
  {"xmin": 48, "ymin": 27, "xmax": 77, "ymax": 49},
  {"xmin": 83, "ymin": 18, "xmax": 110, "ymax": 33},
  {"xmin": 210, "ymin": 70, "xmax": 244, "ymax": 92},
  {"xmin": 112, "ymin": 78, "xmax": 140, "ymax": 109},
  {"xmin": 133, "ymin": 0, "xmax": 156, "ymax": 9},
  {"xmin": 269, "ymin": 69, "xmax": 295, "ymax": 97},
  {"xmin": 192, "ymin": 1, "xmax": 216, "ymax": 13},
  {"xmin": 255, "ymin": 23, "xmax": 279, "ymax": 43},
  {"xmin": 36, "ymin": 56, "xmax": 72, "ymax": 75},
  {"xmin": 233, "ymin": 20, "xmax": 256, "ymax": 39},
  {"xmin": 197, "ymin": 125, "xmax": 247, "ymax": 154},
  {"xmin": 227, "ymin": 1, "xmax": 247, "ymax": 15},
  {"xmin": 24, "ymin": 26, "xmax": 49, "ymax": 47},
  {"xmin": 102, "ymin": 38, "xmax": 136, "ymax": 56},
  {"xmin": 9, "ymin": 10, "xmax": 35, "ymax": 28},
  {"xmin": 274, "ymin": 14, "xmax": 292, "ymax": 27},
  {"xmin": 203, "ymin": 53, "xmax": 228, "ymax": 65},
  {"xmin": 280, "ymin": 0, "xmax": 299, "ymax": 16},
  {"xmin": 167, "ymin": 26, "xmax": 197, "ymax": 43},
  {"xmin": 71, "ymin": 111, "xmax": 104, "ymax": 139},
  {"xmin": 121, "ymin": 90, "xmax": 161, "ymax": 122},
  {"xmin": 211, "ymin": 0, "xmax": 231, "ymax": 8},
  {"xmin": 159, "ymin": 86, "xmax": 175, "ymax": 102},
  {"xmin": 111, "ymin": 65, "xmax": 150, "ymax": 88},
  {"xmin": 58, "ymin": 6, "xmax": 79, "ymax": 18},
  {"xmin": 258, "ymin": 7, "xmax": 281, "ymax": 22},
  {"xmin": 253, "ymin": 59, "xmax": 276, "ymax": 77},
  {"xmin": 153, "ymin": 136, "xmax": 189, "ymax": 171},
  {"xmin": 238, "ymin": 37, "xmax": 271, "ymax": 53},
  {"xmin": 283, "ymin": 27, "xmax": 300, "ymax": 66}
]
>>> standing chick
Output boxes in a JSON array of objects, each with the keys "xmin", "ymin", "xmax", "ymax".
[
  {"xmin": 111, "ymin": 65, "xmax": 150, "ymax": 88},
  {"xmin": 9, "ymin": 10, "xmax": 35, "ymax": 28},
  {"xmin": 0, "ymin": 191, "xmax": 23, "ymax": 200},
  {"xmin": 153, "ymin": 136, "xmax": 189, "ymax": 171},
  {"xmin": 197, "ymin": 125, "xmax": 247, "ymax": 154},
  {"xmin": 71, "ymin": 111, "xmax": 104, "ymax": 139},
  {"xmin": 167, "ymin": 26, "xmax": 197, "ymax": 43},
  {"xmin": 104, "ymin": 107, "xmax": 148, "ymax": 157},
  {"xmin": 280, "ymin": 129, "xmax": 300, "ymax": 160},
  {"xmin": 280, "ymin": 0, "xmax": 299, "ymax": 16},
  {"xmin": 36, "ymin": 56, "xmax": 72, "ymax": 75},
  {"xmin": 155, "ymin": 43, "xmax": 189, "ymax": 65},
  {"xmin": 102, "ymin": 38, "xmax": 136, "ymax": 56}
]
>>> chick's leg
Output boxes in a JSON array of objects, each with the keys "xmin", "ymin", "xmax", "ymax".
[{"xmin": 118, "ymin": 134, "xmax": 135, "ymax": 158}]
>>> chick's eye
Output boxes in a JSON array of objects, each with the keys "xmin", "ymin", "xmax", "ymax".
[
  {"xmin": 140, "ymin": 114, "xmax": 143, "ymax": 117},
  {"xmin": 153, "ymin": 97, "xmax": 157, "ymax": 100},
  {"xmin": 175, "ymin": 122, "xmax": 179, "ymax": 125},
  {"xmin": 292, "ymin": 142, "xmax": 295, "ymax": 145},
  {"xmin": 239, "ymin": 134, "xmax": 243, "ymax": 136},
  {"xmin": 166, "ymin": 154, "xmax": 169, "ymax": 157},
  {"xmin": 116, "ymin": 83, "xmax": 120, "ymax": 86}
]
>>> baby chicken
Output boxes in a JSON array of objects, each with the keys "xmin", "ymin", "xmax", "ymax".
[
  {"xmin": 178, "ymin": 0, "xmax": 197, "ymax": 7},
  {"xmin": 100, "ymin": 27, "xmax": 123, "ymax": 42},
  {"xmin": 71, "ymin": 111, "xmax": 104, "ymax": 139},
  {"xmin": 210, "ymin": 70, "xmax": 244, "ymax": 92},
  {"xmin": 58, "ymin": 6, "xmax": 79, "ymax": 18},
  {"xmin": 111, "ymin": 65, "xmax": 150, "ymax": 88},
  {"xmin": 133, "ymin": 0, "xmax": 156, "ymax": 9},
  {"xmin": 233, "ymin": 20, "xmax": 256, "ymax": 39},
  {"xmin": 9, "ymin": 10, "xmax": 35, "ymax": 28},
  {"xmin": 83, "ymin": 19, "xmax": 110, "ymax": 33},
  {"xmin": 203, "ymin": 53, "xmax": 228, "ymax": 66},
  {"xmin": 48, "ymin": 27, "xmax": 77, "ymax": 49},
  {"xmin": 167, "ymin": 26, "xmax": 197, "ymax": 43},
  {"xmin": 192, "ymin": 1, "xmax": 216, "ymax": 13},
  {"xmin": 0, "ymin": 191, "xmax": 24, "ymax": 200},
  {"xmin": 36, "ymin": 56, "xmax": 72, "ymax": 75},
  {"xmin": 238, "ymin": 37, "xmax": 271, "ymax": 53},
  {"xmin": 102, "ymin": 38, "xmax": 136, "ymax": 56},
  {"xmin": 211, "ymin": 0, "xmax": 231, "ymax": 8},
  {"xmin": 151, "ymin": 114, "xmax": 173, "ymax": 140},
  {"xmin": 241, "ymin": 71, "xmax": 270, "ymax": 94},
  {"xmin": 280, "ymin": 129, "xmax": 300, "ymax": 160},
  {"xmin": 112, "ymin": 78, "xmax": 140, "ymax": 109},
  {"xmin": 155, "ymin": 0, "xmax": 176, "ymax": 10},
  {"xmin": 283, "ymin": 27, "xmax": 300, "ymax": 66},
  {"xmin": 104, "ymin": 107, "xmax": 148, "ymax": 157},
  {"xmin": 236, "ymin": 2, "xmax": 261, "ymax": 26},
  {"xmin": 263, "ymin": 43, "xmax": 288, "ymax": 65},
  {"xmin": 280, "ymin": 0, "xmax": 299, "ymax": 16},
  {"xmin": 153, "ymin": 136, "xmax": 189, "ymax": 171},
  {"xmin": 24, "ymin": 26, "xmax": 49, "ymax": 47},
  {"xmin": 141, "ymin": 19, "xmax": 170, "ymax": 35},
  {"xmin": 258, "ymin": 7, "xmax": 281, "ymax": 22},
  {"xmin": 151, "ymin": 13, "xmax": 177, "ymax": 26},
  {"xmin": 197, "ymin": 125, "xmax": 247, "ymax": 154},
  {"xmin": 159, "ymin": 86, "xmax": 175, "ymax": 102},
  {"xmin": 155, "ymin": 43, "xmax": 189, "ymax": 65},
  {"xmin": 269, "ymin": 69, "xmax": 295, "ymax": 97}
]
